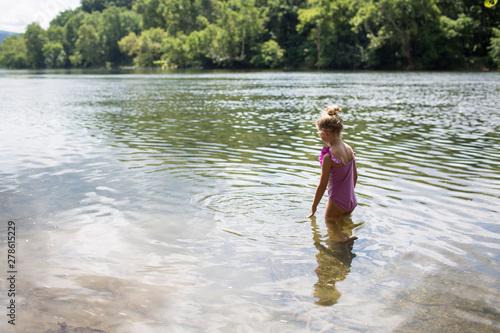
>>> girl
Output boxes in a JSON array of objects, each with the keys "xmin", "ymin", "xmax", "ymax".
[{"xmin": 308, "ymin": 105, "xmax": 358, "ymax": 220}]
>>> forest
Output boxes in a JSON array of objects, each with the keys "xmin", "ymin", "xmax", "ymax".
[{"xmin": 1, "ymin": 0, "xmax": 499, "ymax": 70}]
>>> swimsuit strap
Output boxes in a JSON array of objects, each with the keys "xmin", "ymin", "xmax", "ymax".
[{"xmin": 319, "ymin": 146, "xmax": 344, "ymax": 165}]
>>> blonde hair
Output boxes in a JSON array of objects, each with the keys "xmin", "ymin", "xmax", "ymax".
[{"xmin": 316, "ymin": 105, "xmax": 343, "ymax": 134}]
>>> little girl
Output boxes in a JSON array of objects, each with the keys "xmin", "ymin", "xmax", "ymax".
[{"xmin": 308, "ymin": 105, "xmax": 358, "ymax": 219}]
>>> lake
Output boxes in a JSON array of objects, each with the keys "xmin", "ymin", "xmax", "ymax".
[{"xmin": 0, "ymin": 69, "xmax": 499, "ymax": 332}]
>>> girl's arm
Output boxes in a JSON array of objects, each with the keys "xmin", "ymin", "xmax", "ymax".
[
  {"xmin": 349, "ymin": 145, "xmax": 357, "ymax": 188},
  {"xmin": 308, "ymin": 154, "xmax": 333, "ymax": 218}
]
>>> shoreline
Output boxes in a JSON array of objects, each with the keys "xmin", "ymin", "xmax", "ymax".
[{"xmin": 0, "ymin": 66, "xmax": 498, "ymax": 74}]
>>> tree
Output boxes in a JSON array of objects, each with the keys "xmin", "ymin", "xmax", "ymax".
[
  {"xmin": 119, "ymin": 7, "xmax": 143, "ymax": 35},
  {"xmin": 297, "ymin": 0, "xmax": 322, "ymax": 67},
  {"xmin": 352, "ymin": 0, "xmax": 443, "ymax": 69},
  {"xmin": 74, "ymin": 23, "xmax": 104, "ymax": 67},
  {"xmin": 417, "ymin": 14, "xmax": 477, "ymax": 69},
  {"xmin": 82, "ymin": 0, "xmax": 107, "ymax": 12},
  {"xmin": 63, "ymin": 11, "xmax": 88, "ymax": 62},
  {"xmin": 489, "ymin": 27, "xmax": 500, "ymax": 68},
  {"xmin": 50, "ymin": 8, "xmax": 80, "ymax": 27},
  {"xmin": 159, "ymin": 0, "xmax": 268, "ymax": 68},
  {"xmin": 24, "ymin": 23, "xmax": 47, "ymax": 68},
  {"xmin": 160, "ymin": 18, "xmax": 217, "ymax": 68},
  {"xmin": 43, "ymin": 25, "xmax": 69, "ymax": 67},
  {"xmin": 110, "ymin": 0, "xmax": 136, "ymax": 9},
  {"xmin": 230, "ymin": 0, "xmax": 268, "ymax": 62},
  {"xmin": 264, "ymin": 0, "xmax": 308, "ymax": 67},
  {"xmin": 47, "ymin": 25, "xmax": 65, "ymax": 43},
  {"xmin": 459, "ymin": 0, "xmax": 500, "ymax": 61},
  {"xmin": 43, "ymin": 42, "xmax": 65, "ymax": 67},
  {"xmin": 100, "ymin": 7, "xmax": 142, "ymax": 65},
  {"xmin": 0, "ymin": 35, "xmax": 28, "ymax": 68},
  {"xmin": 82, "ymin": 0, "xmax": 136, "ymax": 12},
  {"xmin": 210, "ymin": 0, "xmax": 267, "ymax": 65},
  {"xmin": 159, "ymin": 0, "xmax": 207, "ymax": 36},
  {"xmin": 134, "ymin": 0, "xmax": 166, "ymax": 29},
  {"xmin": 297, "ymin": 0, "xmax": 362, "ymax": 69}
]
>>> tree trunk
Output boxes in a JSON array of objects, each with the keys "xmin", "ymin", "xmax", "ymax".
[
  {"xmin": 316, "ymin": 18, "xmax": 321, "ymax": 68},
  {"xmin": 404, "ymin": 36, "xmax": 414, "ymax": 70},
  {"xmin": 240, "ymin": 31, "xmax": 246, "ymax": 61}
]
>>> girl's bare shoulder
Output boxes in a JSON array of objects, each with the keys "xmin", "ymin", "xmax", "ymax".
[{"xmin": 335, "ymin": 142, "xmax": 354, "ymax": 163}]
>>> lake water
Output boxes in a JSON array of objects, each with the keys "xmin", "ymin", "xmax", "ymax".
[{"xmin": 0, "ymin": 70, "xmax": 499, "ymax": 332}]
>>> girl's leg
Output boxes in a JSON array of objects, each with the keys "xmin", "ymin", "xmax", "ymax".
[
  {"xmin": 325, "ymin": 199, "xmax": 346, "ymax": 219},
  {"xmin": 325, "ymin": 199, "xmax": 357, "ymax": 243}
]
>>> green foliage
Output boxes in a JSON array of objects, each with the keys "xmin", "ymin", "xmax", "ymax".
[
  {"xmin": 208, "ymin": 0, "xmax": 267, "ymax": 64},
  {"xmin": 100, "ymin": 6, "xmax": 143, "ymax": 65},
  {"xmin": 0, "ymin": 35, "xmax": 28, "ymax": 68},
  {"xmin": 43, "ymin": 42, "xmax": 65, "ymax": 67},
  {"xmin": 133, "ymin": 0, "xmax": 166, "ymax": 29},
  {"xmin": 416, "ymin": 14, "xmax": 478, "ymax": 69},
  {"xmin": 162, "ymin": 34, "xmax": 190, "ymax": 67},
  {"xmin": 297, "ymin": 2, "xmax": 321, "ymax": 65},
  {"xmin": 50, "ymin": 9, "xmax": 81, "ymax": 27},
  {"xmin": 24, "ymin": 23, "xmax": 47, "ymax": 68},
  {"xmin": 157, "ymin": 0, "xmax": 268, "ymax": 68},
  {"xmin": 82, "ymin": 0, "xmax": 106, "ymax": 12},
  {"xmin": 120, "ymin": 28, "xmax": 166, "ymax": 67},
  {"xmin": 489, "ymin": 27, "xmax": 500, "ymax": 67},
  {"xmin": 264, "ymin": 0, "xmax": 308, "ymax": 67},
  {"xmin": 1, "ymin": 0, "xmax": 499, "ymax": 69},
  {"xmin": 118, "ymin": 32, "xmax": 139, "ymax": 57},
  {"xmin": 63, "ymin": 11, "xmax": 87, "ymax": 62},
  {"xmin": 297, "ymin": 0, "xmax": 365, "ymax": 69},
  {"xmin": 47, "ymin": 25, "xmax": 65, "ymax": 43},
  {"xmin": 75, "ymin": 23, "xmax": 103, "ymax": 67},
  {"xmin": 251, "ymin": 39, "xmax": 284, "ymax": 67},
  {"xmin": 352, "ymin": 0, "xmax": 442, "ymax": 69},
  {"xmin": 82, "ymin": 0, "xmax": 135, "ymax": 13},
  {"xmin": 160, "ymin": 0, "xmax": 202, "ymax": 35}
]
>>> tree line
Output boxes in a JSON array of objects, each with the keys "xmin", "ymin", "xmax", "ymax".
[{"xmin": 1, "ymin": 0, "xmax": 499, "ymax": 70}]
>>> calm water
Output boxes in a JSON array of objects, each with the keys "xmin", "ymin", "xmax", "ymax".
[{"xmin": 0, "ymin": 70, "xmax": 499, "ymax": 332}]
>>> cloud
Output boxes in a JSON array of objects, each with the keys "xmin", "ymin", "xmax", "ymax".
[{"xmin": 0, "ymin": 0, "xmax": 80, "ymax": 33}]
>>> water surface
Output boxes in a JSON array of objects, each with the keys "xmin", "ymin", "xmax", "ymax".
[{"xmin": 0, "ymin": 70, "xmax": 499, "ymax": 332}]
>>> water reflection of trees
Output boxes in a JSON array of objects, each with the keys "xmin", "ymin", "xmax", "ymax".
[{"xmin": 311, "ymin": 216, "xmax": 359, "ymax": 306}]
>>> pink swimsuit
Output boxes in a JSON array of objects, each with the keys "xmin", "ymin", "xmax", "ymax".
[{"xmin": 319, "ymin": 146, "xmax": 357, "ymax": 213}]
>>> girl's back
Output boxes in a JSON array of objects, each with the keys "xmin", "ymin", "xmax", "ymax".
[{"xmin": 329, "ymin": 142, "xmax": 354, "ymax": 166}]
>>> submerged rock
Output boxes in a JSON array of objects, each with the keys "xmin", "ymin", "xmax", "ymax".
[{"xmin": 43, "ymin": 322, "xmax": 107, "ymax": 333}]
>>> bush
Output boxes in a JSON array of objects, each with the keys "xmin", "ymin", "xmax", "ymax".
[{"xmin": 251, "ymin": 40, "xmax": 284, "ymax": 68}]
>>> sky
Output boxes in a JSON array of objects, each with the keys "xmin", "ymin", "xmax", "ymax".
[{"xmin": 0, "ymin": 0, "xmax": 80, "ymax": 33}]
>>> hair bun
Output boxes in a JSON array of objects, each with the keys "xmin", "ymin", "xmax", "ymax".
[{"xmin": 324, "ymin": 105, "xmax": 342, "ymax": 116}]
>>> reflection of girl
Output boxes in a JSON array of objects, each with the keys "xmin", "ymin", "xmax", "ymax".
[
  {"xmin": 311, "ymin": 216, "xmax": 357, "ymax": 306},
  {"xmin": 308, "ymin": 105, "xmax": 358, "ymax": 222}
]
